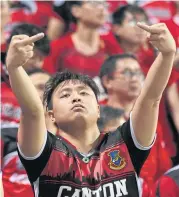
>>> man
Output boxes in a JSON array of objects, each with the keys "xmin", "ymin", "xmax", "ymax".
[
  {"xmin": 43, "ymin": 1, "xmax": 120, "ymax": 77},
  {"xmin": 6, "ymin": 22, "xmax": 176, "ymax": 196},
  {"xmin": 110, "ymin": 5, "xmax": 156, "ymax": 74},
  {"xmin": 1, "ymin": 69, "xmax": 53, "ymax": 197},
  {"xmin": 99, "ymin": 54, "xmax": 144, "ymax": 118}
]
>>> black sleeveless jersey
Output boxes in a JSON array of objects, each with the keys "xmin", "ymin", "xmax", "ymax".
[{"xmin": 18, "ymin": 119, "xmax": 153, "ymax": 197}]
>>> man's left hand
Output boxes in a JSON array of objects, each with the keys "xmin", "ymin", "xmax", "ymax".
[{"xmin": 137, "ymin": 22, "xmax": 176, "ymax": 55}]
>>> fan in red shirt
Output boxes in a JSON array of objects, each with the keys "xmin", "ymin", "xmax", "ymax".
[
  {"xmin": 99, "ymin": 54, "xmax": 172, "ymax": 196},
  {"xmin": 110, "ymin": 4, "xmax": 157, "ymax": 74},
  {"xmin": 43, "ymin": 1, "xmax": 121, "ymax": 78}
]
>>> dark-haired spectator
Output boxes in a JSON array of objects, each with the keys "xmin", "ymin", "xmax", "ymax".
[
  {"xmin": 99, "ymin": 54, "xmax": 144, "ymax": 116},
  {"xmin": 43, "ymin": 0, "xmax": 121, "ymax": 77},
  {"xmin": 110, "ymin": 4, "xmax": 156, "ymax": 74}
]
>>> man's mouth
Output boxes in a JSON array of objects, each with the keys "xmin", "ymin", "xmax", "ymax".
[{"xmin": 71, "ymin": 104, "xmax": 85, "ymax": 110}]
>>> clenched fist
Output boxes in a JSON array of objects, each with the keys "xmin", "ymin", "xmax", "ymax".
[
  {"xmin": 6, "ymin": 33, "xmax": 44, "ymax": 68},
  {"xmin": 137, "ymin": 22, "xmax": 176, "ymax": 55}
]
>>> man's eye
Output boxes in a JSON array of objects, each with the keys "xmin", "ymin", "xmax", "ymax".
[
  {"xmin": 80, "ymin": 92, "xmax": 88, "ymax": 96},
  {"xmin": 60, "ymin": 94, "xmax": 70, "ymax": 98}
]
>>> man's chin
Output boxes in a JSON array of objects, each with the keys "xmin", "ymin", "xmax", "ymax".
[{"xmin": 128, "ymin": 92, "xmax": 139, "ymax": 99}]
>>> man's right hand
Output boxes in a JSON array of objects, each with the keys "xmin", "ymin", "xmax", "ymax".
[{"xmin": 6, "ymin": 33, "xmax": 44, "ymax": 69}]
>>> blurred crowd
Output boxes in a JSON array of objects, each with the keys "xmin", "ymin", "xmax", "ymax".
[{"xmin": 1, "ymin": 0, "xmax": 179, "ymax": 197}]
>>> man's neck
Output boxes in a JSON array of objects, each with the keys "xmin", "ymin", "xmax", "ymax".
[
  {"xmin": 74, "ymin": 22, "xmax": 99, "ymax": 46},
  {"xmin": 119, "ymin": 39, "xmax": 140, "ymax": 54},
  {"xmin": 107, "ymin": 94, "xmax": 135, "ymax": 116},
  {"xmin": 59, "ymin": 124, "xmax": 100, "ymax": 154}
]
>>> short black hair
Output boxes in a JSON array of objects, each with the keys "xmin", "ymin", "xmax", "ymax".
[
  {"xmin": 26, "ymin": 68, "xmax": 51, "ymax": 77},
  {"xmin": 112, "ymin": 4, "xmax": 148, "ymax": 25},
  {"xmin": 100, "ymin": 54, "xmax": 137, "ymax": 79},
  {"xmin": 43, "ymin": 70, "xmax": 99, "ymax": 110},
  {"xmin": 8, "ymin": 23, "xmax": 50, "ymax": 56},
  {"xmin": 98, "ymin": 106, "xmax": 124, "ymax": 130},
  {"xmin": 112, "ymin": 5, "xmax": 132, "ymax": 25},
  {"xmin": 130, "ymin": 5, "xmax": 149, "ymax": 22}
]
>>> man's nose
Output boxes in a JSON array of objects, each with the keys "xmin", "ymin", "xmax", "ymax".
[
  {"xmin": 72, "ymin": 98, "xmax": 81, "ymax": 103},
  {"xmin": 72, "ymin": 93, "xmax": 82, "ymax": 103}
]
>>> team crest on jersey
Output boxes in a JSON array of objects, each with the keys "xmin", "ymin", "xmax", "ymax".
[{"xmin": 108, "ymin": 150, "xmax": 126, "ymax": 170}]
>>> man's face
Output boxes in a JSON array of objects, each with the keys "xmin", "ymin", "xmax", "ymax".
[
  {"xmin": 30, "ymin": 72, "xmax": 50, "ymax": 101},
  {"xmin": 113, "ymin": 11, "xmax": 147, "ymax": 45},
  {"xmin": 51, "ymin": 80, "xmax": 100, "ymax": 130},
  {"xmin": 74, "ymin": 0, "xmax": 108, "ymax": 28},
  {"xmin": 105, "ymin": 58, "xmax": 144, "ymax": 100},
  {"xmin": 23, "ymin": 49, "xmax": 45, "ymax": 71}
]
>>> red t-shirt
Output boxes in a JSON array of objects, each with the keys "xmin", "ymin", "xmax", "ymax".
[
  {"xmin": 43, "ymin": 34, "xmax": 120, "ymax": 77},
  {"xmin": 1, "ymin": 82, "xmax": 21, "ymax": 127}
]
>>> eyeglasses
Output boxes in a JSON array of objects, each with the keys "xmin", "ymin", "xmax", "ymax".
[
  {"xmin": 128, "ymin": 20, "xmax": 149, "ymax": 27},
  {"xmin": 113, "ymin": 69, "xmax": 144, "ymax": 79}
]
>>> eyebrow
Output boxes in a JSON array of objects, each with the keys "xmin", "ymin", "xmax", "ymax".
[{"xmin": 58, "ymin": 85, "xmax": 89, "ymax": 94}]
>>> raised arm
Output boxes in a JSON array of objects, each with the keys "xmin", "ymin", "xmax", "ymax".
[
  {"xmin": 132, "ymin": 23, "xmax": 176, "ymax": 147},
  {"xmin": 6, "ymin": 33, "xmax": 47, "ymax": 157}
]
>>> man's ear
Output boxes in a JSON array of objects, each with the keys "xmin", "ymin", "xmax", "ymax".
[
  {"xmin": 102, "ymin": 75, "xmax": 112, "ymax": 91},
  {"xmin": 71, "ymin": 4, "xmax": 82, "ymax": 20},
  {"xmin": 48, "ymin": 110, "xmax": 55, "ymax": 123},
  {"xmin": 97, "ymin": 104, "xmax": 100, "ymax": 119},
  {"xmin": 112, "ymin": 24, "xmax": 122, "ymax": 36}
]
